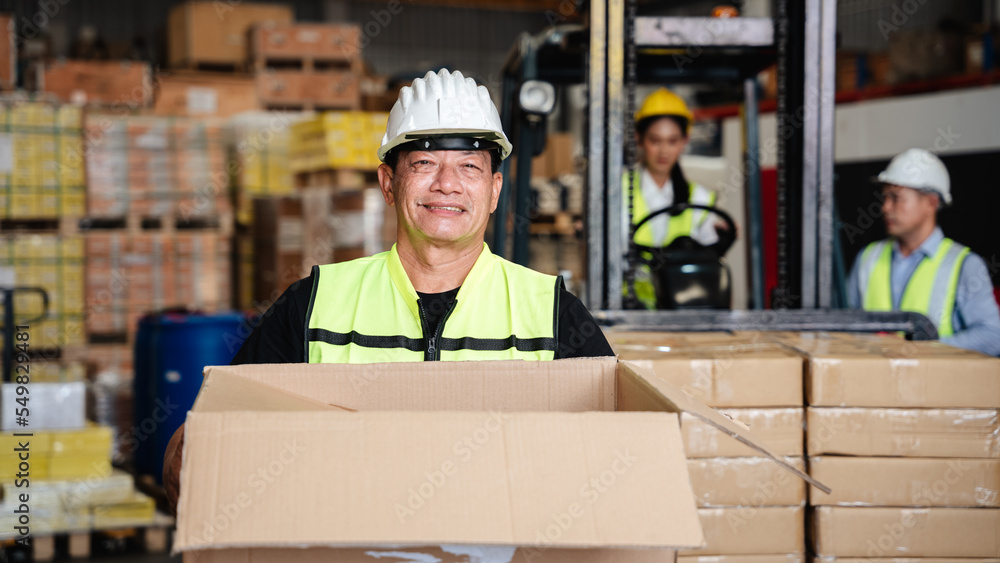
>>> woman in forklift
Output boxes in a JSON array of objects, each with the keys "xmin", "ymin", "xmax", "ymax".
[{"xmin": 624, "ymin": 87, "xmax": 732, "ymax": 309}]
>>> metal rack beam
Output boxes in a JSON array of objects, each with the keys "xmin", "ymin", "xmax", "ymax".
[{"xmin": 593, "ymin": 310, "xmax": 939, "ymax": 341}]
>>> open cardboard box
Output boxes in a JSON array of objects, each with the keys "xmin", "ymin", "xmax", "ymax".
[{"xmin": 174, "ymin": 358, "xmax": 824, "ymax": 563}]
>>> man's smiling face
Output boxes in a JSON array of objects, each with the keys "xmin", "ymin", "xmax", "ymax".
[{"xmin": 378, "ymin": 149, "xmax": 502, "ymax": 247}]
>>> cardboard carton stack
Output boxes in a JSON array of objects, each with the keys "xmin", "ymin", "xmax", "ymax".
[
  {"xmin": 778, "ymin": 333, "xmax": 1000, "ymax": 560},
  {"xmin": 172, "ymin": 357, "xmax": 817, "ymax": 561},
  {"xmin": 85, "ymin": 231, "xmax": 231, "ymax": 339},
  {"xmin": 0, "ymin": 101, "xmax": 85, "ymax": 219},
  {"xmin": 168, "ymin": 1, "xmax": 293, "ymax": 71},
  {"xmin": 0, "ymin": 234, "xmax": 85, "ymax": 350},
  {"xmin": 84, "ymin": 114, "xmax": 229, "ymax": 220},
  {"xmin": 251, "ymin": 23, "xmax": 363, "ymax": 110},
  {"xmin": 39, "ymin": 60, "xmax": 152, "ymax": 107},
  {"xmin": 607, "ymin": 331, "xmax": 808, "ymax": 561}
]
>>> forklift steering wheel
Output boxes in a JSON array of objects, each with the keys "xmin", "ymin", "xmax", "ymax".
[{"xmin": 633, "ymin": 203, "xmax": 738, "ymax": 256}]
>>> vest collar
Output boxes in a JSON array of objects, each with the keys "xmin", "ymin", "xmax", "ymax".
[
  {"xmin": 892, "ymin": 226, "xmax": 944, "ymax": 260},
  {"xmin": 386, "ymin": 242, "xmax": 495, "ymax": 320}
]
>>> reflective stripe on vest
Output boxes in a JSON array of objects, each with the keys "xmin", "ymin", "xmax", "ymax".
[
  {"xmin": 306, "ymin": 243, "xmax": 560, "ymax": 363},
  {"xmin": 624, "ymin": 173, "xmax": 716, "ymax": 247},
  {"xmin": 858, "ymin": 237, "xmax": 970, "ymax": 337}
]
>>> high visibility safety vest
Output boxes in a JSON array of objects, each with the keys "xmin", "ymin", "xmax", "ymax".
[
  {"xmin": 306, "ymin": 243, "xmax": 561, "ymax": 363},
  {"xmin": 857, "ymin": 237, "xmax": 970, "ymax": 338},
  {"xmin": 624, "ymin": 172, "xmax": 716, "ymax": 248}
]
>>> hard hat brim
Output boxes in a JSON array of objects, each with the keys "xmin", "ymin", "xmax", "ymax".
[{"xmin": 378, "ymin": 128, "xmax": 513, "ymax": 162}]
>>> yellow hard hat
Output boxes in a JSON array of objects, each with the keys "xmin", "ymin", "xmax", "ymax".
[{"xmin": 635, "ymin": 88, "xmax": 694, "ymax": 133}]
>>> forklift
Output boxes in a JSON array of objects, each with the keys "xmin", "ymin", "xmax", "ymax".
[{"xmin": 489, "ymin": 0, "xmax": 938, "ymax": 339}]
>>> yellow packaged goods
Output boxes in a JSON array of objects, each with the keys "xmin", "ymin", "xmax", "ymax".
[
  {"xmin": 808, "ymin": 457, "xmax": 1000, "ymax": 507},
  {"xmin": 1, "ymin": 470, "xmax": 133, "ymax": 509},
  {"xmin": 0, "ymin": 234, "xmax": 85, "ymax": 349},
  {"xmin": 229, "ymin": 111, "xmax": 295, "ymax": 225},
  {"xmin": 0, "ymin": 102, "xmax": 85, "ymax": 219},
  {"xmin": 173, "ymin": 358, "xmax": 822, "ymax": 562},
  {"xmin": 289, "ymin": 110, "xmax": 388, "ymax": 173},
  {"xmin": 682, "ymin": 408, "xmax": 804, "ymax": 458},
  {"xmin": 679, "ymin": 505, "xmax": 805, "ymax": 556},
  {"xmin": 807, "ymin": 407, "xmax": 1000, "ymax": 458},
  {"xmin": 91, "ymin": 491, "xmax": 156, "ymax": 528},
  {"xmin": 617, "ymin": 343, "xmax": 804, "ymax": 408},
  {"xmin": 811, "ymin": 506, "xmax": 1000, "ymax": 558},
  {"xmin": 49, "ymin": 425, "xmax": 113, "ymax": 454},
  {"xmin": 688, "ymin": 457, "xmax": 807, "ymax": 507}
]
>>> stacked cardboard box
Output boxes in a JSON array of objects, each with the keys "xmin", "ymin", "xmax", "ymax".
[
  {"xmin": 0, "ymin": 102, "xmax": 85, "ymax": 218},
  {"xmin": 171, "ymin": 357, "xmax": 815, "ymax": 560},
  {"xmin": 607, "ymin": 331, "xmax": 808, "ymax": 560},
  {"xmin": 40, "ymin": 60, "xmax": 152, "ymax": 107},
  {"xmin": 0, "ymin": 15, "xmax": 14, "ymax": 90},
  {"xmin": 777, "ymin": 333, "xmax": 1000, "ymax": 560},
  {"xmin": 0, "ymin": 234, "xmax": 85, "ymax": 350},
  {"xmin": 251, "ymin": 23, "xmax": 362, "ymax": 110},
  {"xmin": 84, "ymin": 114, "xmax": 229, "ymax": 219},
  {"xmin": 85, "ymin": 231, "xmax": 231, "ymax": 338},
  {"xmin": 153, "ymin": 70, "xmax": 260, "ymax": 117},
  {"xmin": 168, "ymin": 1, "xmax": 293, "ymax": 70},
  {"xmin": 289, "ymin": 110, "xmax": 387, "ymax": 173}
]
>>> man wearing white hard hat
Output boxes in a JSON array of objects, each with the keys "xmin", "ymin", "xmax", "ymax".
[
  {"xmin": 847, "ymin": 148, "xmax": 1000, "ymax": 356},
  {"xmin": 163, "ymin": 70, "xmax": 613, "ymax": 511}
]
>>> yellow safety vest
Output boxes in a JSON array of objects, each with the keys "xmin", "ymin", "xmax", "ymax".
[
  {"xmin": 624, "ymin": 172, "xmax": 716, "ymax": 248},
  {"xmin": 306, "ymin": 243, "xmax": 560, "ymax": 363},
  {"xmin": 858, "ymin": 237, "xmax": 970, "ymax": 337}
]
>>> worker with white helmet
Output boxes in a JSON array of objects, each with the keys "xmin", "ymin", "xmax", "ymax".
[
  {"xmin": 848, "ymin": 148, "xmax": 1000, "ymax": 356},
  {"xmin": 163, "ymin": 69, "xmax": 613, "ymax": 511},
  {"xmin": 625, "ymin": 88, "xmax": 733, "ymax": 309}
]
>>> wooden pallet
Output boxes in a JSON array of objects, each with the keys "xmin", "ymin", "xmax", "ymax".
[
  {"xmin": 79, "ymin": 210, "xmax": 235, "ymax": 236},
  {"xmin": 529, "ymin": 212, "xmax": 579, "ymax": 236},
  {"xmin": 0, "ymin": 513, "xmax": 172, "ymax": 561},
  {"xmin": 253, "ymin": 55, "xmax": 360, "ymax": 73},
  {"xmin": 256, "ymin": 70, "xmax": 361, "ymax": 111},
  {"xmin": 0, "ymin": 217, "xmax": 81, "ymax": 235},
  {"xmin": 294, "ymin": 168, "xmax": 379, "ymax": 190},
  {"xmin": 250, "ymin": 23, "xmax": 361, "ymax": 72}
]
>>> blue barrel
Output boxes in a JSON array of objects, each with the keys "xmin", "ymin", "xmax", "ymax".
[{"xmin": 133, "ymin": 311, "xmax": 249, "ymax": 483}]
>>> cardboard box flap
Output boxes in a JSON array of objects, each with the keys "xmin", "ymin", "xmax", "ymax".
[
  {"xmin": 175, "ymin": 410, "xmax": 704, "ymax": 552},
  {"xmin": 199, "ymin": 359, "xmax": 616, "ymax": 413},
  {"xmin": 617, "ymin": 361, "xmax": 831, "ymax": 494},
  {"xmin": 193, "ymin": 368, "xmax": 351, "ymax": 412}
]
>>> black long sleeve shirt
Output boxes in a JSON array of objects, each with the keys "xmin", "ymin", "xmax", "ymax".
[{"xmin": 231, "ymin": 272, "xmax": 614, "ymax": 364}]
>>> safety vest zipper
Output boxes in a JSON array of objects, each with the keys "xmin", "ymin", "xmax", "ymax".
[{"xmin": 417, "ymin": 299, "xmax": 458, "ymax": 361}]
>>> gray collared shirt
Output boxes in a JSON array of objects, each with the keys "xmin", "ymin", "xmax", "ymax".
[{"xmin": 848, "ymin": 227, "xmax": 1000, "ymax": 356}]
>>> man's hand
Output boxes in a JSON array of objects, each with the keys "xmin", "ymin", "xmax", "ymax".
[{"xmin": 163, "ymin": 424, "xmax": 185, "ymax": 516}]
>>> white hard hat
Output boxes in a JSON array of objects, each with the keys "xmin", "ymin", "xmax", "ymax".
[
  {"xmin": 378, "ymin": 69, "xmax": 512, "ymax": 163},
  {"xmin": 877, "ymin": 148, "xmax": 951, "ymax": 205}
]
